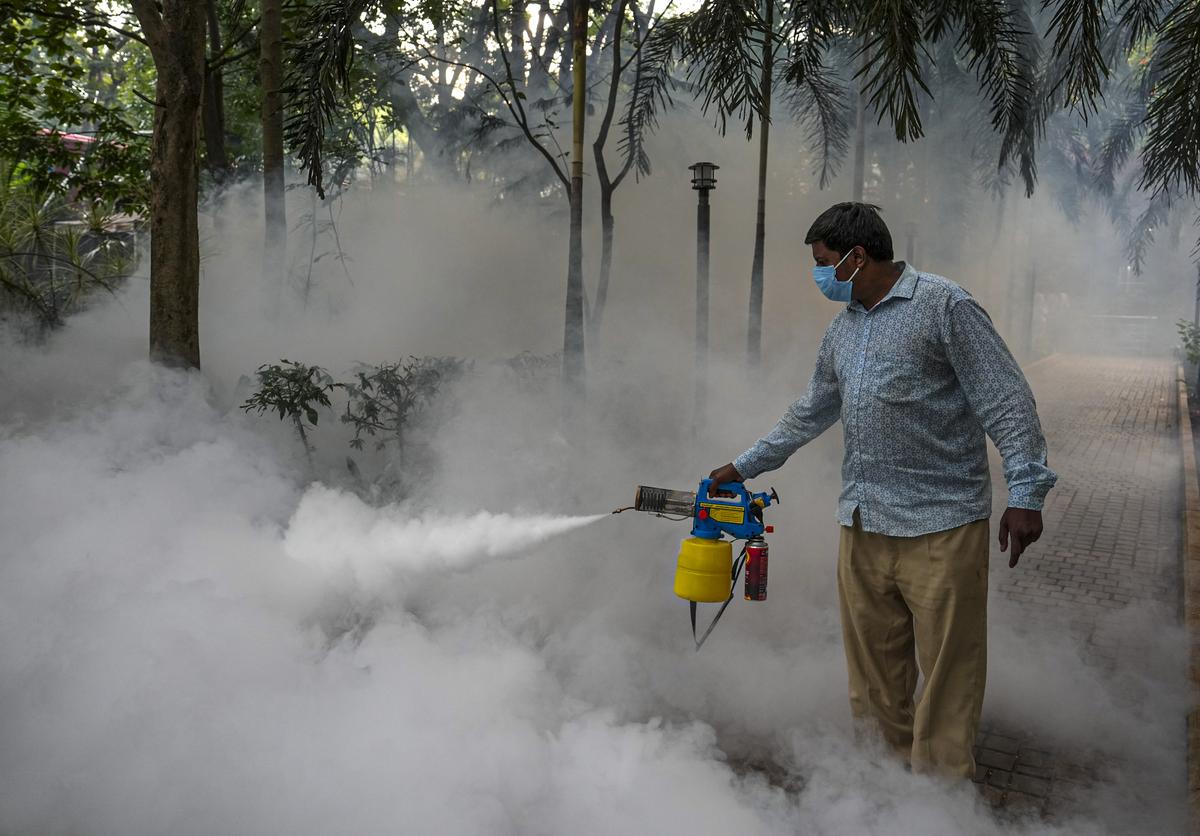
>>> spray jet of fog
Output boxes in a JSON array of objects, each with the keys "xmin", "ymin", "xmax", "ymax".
[{"xmin": 283, "ymin": 484, "xmax": 604, "ymax": 584}]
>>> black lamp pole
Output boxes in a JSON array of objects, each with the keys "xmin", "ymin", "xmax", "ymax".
[{"xmin": 690, "ymin": 162, "xmax": 718, "ymax": 426}]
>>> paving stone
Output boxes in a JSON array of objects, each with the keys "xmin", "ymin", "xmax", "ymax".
[
  {"xmin": 977, "ymin": 356, "xmax": 1183, "ymax": 821},
  {"xmin": 979, "ymin": 784, "xmax": 1007, "ymax": 808},
  {"xmin": 1009, "ymin": 771, "xmax": 1051, "ymax": 798},
  {"xmin": 1056, "ymin": 762, "xmax": 1100, "ymax": 785},
  {"xmin": 1017, "ymin": 748, "xmax": 1053, "ymax": 767},
  {"xmin": 977, "ymin": 748, "xmax": 1017, "ymax": 771},
  {"xmin": 984, "ymin": 733, "xmax": 1021, "ymax": 754},
  {"xmin": 1013, "ymin": 761, "xmax": 1052, "ymax": 780},
  {"xmin": 986, "ymin": 768, "xmax": 1012, "ymax": 789},
  {"xmin": 1003, "ymin": 789, "xmax": 1048, "ymax": 815}
]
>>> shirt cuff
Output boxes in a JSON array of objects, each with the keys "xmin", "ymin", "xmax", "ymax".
[
  {"xmin": 733, "ymin": 450, "xmax": 762, "ymax": 481},
  {"xmin": 1006, "ymin": 486, "xmax": 1046, "ymax": 511}
]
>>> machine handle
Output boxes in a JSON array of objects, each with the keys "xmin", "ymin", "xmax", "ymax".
[{"xmin": 700, "ymin": 478, "xmax": 748, "ymax": 499}]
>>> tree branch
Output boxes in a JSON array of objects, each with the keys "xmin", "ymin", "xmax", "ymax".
[
  {"xmin": 210, "ymin": 43, "xmax": 257, "ymax": 72},
  {"xmin": 593, "ymin": 0, "xmax": 629, "ymax": 191},
  {"xmin": 16, "ymin": 3, "xmax": 150, "ymax": 46},
  {"xmin": 214, "ymin": 15, "xmax": 262, "ymax": 63},
  {"xmin": 418, "ymin": 49, "xmax": 569, "ymax": 187},
  {"xmin": 128, "ymin": 0, "xmax": 165, "ymax": 55}
]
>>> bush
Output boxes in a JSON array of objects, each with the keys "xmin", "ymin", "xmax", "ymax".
[
  {"xmin": 342, "ymin": 356, "xmax": 467, "ymax": 448},
  {"xmin": 240, "ymin": 360, "xmax": 337, "ymax": 466},
  {"xmin": 1178, "ymin": 320, "xmax": 1200, "ymax": 367},
  {"xmin": 504, "ymin": 350, "xmax": 561, "ymax": 392},
  {"xmin": 241, "ymin": 355, "xmax": 469, "ymax": 497},
  {"xmin": 0, "ymin": 162, "xmax": 137, "ymax": 336}
]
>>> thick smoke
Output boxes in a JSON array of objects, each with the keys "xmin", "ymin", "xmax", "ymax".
[
  {"xmin": 0, "ymin": 110, "xmax": 1189, "ymax": 834},
  {"xmin": 283, "ymin": 485, "xmax": 605, "ymax": 582}
]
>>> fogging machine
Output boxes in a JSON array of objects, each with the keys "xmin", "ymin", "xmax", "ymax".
[{"xmin": 620, "ymin": 480, "xmax": 779, "ymax": 649}]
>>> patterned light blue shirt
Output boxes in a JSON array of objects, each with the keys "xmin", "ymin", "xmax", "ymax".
[{"xmin": 734, "ymin": 264, "xmax": 1056, "ymax": 537}]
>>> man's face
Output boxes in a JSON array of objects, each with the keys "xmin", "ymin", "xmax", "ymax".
[{"xmin": 811, "ymin": 241, "xmax": 863, "ymax": 284}]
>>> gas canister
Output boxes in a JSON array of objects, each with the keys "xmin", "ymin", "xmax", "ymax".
[{"xmin": 744, "ymin": 536, "xmax": 768, "ymax": 601}]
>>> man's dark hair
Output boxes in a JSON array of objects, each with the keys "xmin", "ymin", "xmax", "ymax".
[{"xmin": 804, "ymin": 202, "xmax": 894, "ymax": 261}]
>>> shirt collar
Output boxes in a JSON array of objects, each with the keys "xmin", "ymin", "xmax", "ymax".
[{"xmin": 848, "ymin": 262, "xmax": 919, "ymax": 312}]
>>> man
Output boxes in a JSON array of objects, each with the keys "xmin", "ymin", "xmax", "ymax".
[{"xmin": 708, "ymin": 202, "xmax": 1056, "ymax": 778}]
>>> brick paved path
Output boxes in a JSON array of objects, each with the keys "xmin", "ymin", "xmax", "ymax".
[
  {"xmin": 996, "ymin": 355, "xmax": 1180, "ymax": 620},
  {"xmin": 971, "ymin": 355, "xmax": 1184, "ymax": 819}
]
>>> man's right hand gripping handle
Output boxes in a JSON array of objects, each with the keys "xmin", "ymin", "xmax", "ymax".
[{"xmin": 707, "ymin": 463, "xmax": 743, "ymax": 497}]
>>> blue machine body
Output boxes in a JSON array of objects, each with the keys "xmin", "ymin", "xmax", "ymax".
[{"xmin": 691, "ymin": 479, "xmax": 778, "ymax": 540}]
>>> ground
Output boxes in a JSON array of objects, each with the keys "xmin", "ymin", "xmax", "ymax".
[{"xmin": 974, "ymin": 355, "xmax": 1184, "ymax": 820}]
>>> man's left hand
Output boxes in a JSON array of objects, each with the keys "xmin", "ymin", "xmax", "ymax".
[{"xmin": 999, "ymin": 507, "xmax": 1043, "ymax": 568}]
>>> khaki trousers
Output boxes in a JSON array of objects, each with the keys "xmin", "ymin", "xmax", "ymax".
[{"xmin": 837, "ymin": 511, "xmax": 989, "ymax": 778}]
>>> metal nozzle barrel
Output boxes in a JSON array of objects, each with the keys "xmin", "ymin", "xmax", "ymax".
[{"xmin": 634, "ymin": 486, "xmax": 697, "ymax": 516}]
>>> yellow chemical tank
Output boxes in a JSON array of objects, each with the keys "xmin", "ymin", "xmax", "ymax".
[{"xmin": 673, "ymin": 536, "xmax": 733, "ymax": 603}]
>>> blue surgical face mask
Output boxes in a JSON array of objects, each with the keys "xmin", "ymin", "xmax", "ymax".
[{"xmin": 813, "ymin": 248, "xmax": 860, "ymax": 302}]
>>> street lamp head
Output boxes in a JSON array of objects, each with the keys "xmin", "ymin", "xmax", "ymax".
[{"xmin": 689, "ymin": 161, "xmax": 719, "ymax": 191}]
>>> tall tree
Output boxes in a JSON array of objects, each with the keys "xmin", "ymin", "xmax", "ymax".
[
  {"xmin": 588, "ymin": 0, "xmax": 666, "ymax": 340},
  {"xmin": 745, "ymin": 0, "xmax": 774, "ymax": 367},
  {"xmin": 288, "ymin": 0, "xmax": 593, "ymax": 388},
  {"xmin": 202, "ymin": 0, "xmax": 230, "ymax": 180},
  {"xmin": 261, "ymin": 0, "xmax": 287, "ymax": 284},
  {"xmin": 635, "ymin": 0, "xmax": 847, "ymax": 363},
  {"xmin": 588, "ymin": 0, "xmax": 631, "ymax": 340},
  {"xmin": 562, "ymin": 0, "xmax": 588, "ymax": 393},
  {"xmin": 129, "ymin": 0, "xmax": 206, "ymax": 368},
  {"xmin": 852, "ymin": 43, "xmax": 866, "ymax": 202}
]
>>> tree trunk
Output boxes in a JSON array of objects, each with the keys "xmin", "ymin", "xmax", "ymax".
[
  {"xmin": 131, "ymin": 0, "xmax": 206, "ymax": 369},
  {"xmin": 558, "ymin": 2, "xmax": 574, "ymax": 96},
  {"xmin": 511, "ymin": 0, "xmax": 527, "ymax": 88},
  {"xmin": 852, "ymin": 39, "xmax": 867, "ymax": 202},
  {"xmin": 588, "ymin": 0, "xmax": 628, "ymax": 342},
  {"xmin": 260, "ymin": 0, "xmax": 286, "ymax": 286},
  {"xmin": 746, "ymin": 0, "xmax": 773, "ymax": 367},
  {"xmin": 1193, "ymin": 262, "xmax": 1199, "ymax": 327},
  {"xmin": 1025, "ymin": 252, "xmax": 1038, "ymax": 358},
  {"xmin": 386, "ymin": 77, "xmax": 457, "ymax": 179},
  {"xmin": 532, "ymin": 12, "xmax": 557, "ymax": 95},
  {"xmin": 562, "ymin": 0, "xmax": 587, "ymax": 394},
  {"xmin": 202, "ymin": 0, "xmax": 229, "ymax": 180},
  {"xmin": 592, "ymin": 189, "xmax": 614, "ymax": 339}
]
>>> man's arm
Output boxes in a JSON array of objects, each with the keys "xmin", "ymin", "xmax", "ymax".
[
  {"xmin": 714, "ymin": 327, "xmax": 842, "ymax": 488},
  {"xmin": 943, "ymin": 297, "xmax": 1058, "ymax": 565}
]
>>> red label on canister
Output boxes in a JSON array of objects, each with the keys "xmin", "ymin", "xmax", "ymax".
[{"xmin": 744, "ymin": 539, "xmax": 768, "ymax": 601}]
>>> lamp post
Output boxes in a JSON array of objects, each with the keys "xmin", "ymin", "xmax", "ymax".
[{"xmin": 690, "ymin": 161, "xmax": 718, "ymax": 429}]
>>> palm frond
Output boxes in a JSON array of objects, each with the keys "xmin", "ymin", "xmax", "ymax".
[
  {"xmin": 1140, "ymin": 0, "xmax": 1200, "ymax": 197},
  {"xmin": 1126, "ymin": 188, "xmax": 1174, "ymax": 272},
  {"xmin": 856, "ymin": 0, "xmax": 933, "ymax": 142},
  {"xmin": 680, "ymin": 0, "xmax": 768, "ymax": 137},
  {"xmin": 782, "ymin": 70, "xmax": 849, "ymax": 188},
  {"xmin": 1194, "ymin": 209, "xmax": 1200, "ymax": 263},
  {"xmin": 946, "ymin": 0, "xmax": 1041, "ymax": 195},
  {"xmin": 617, "ymin": 14, "xmax": 687, "ymax": 179},
  {"xmin": 1043, "ymin": 0, "xmax": 1110, "ymax": 119},
  {"xmin": 1114, "ymin": 0, "xmax": 1167, "ymax": 48},
  {"xmin": 283, "ymin": 0, "xmax": 379, "ymax": 198},
  {"xmin": 1096, "ymin": 89, "xmax": 1147, "ymax": 194},
  {"xmin": 781, "ymin": 1, "xmax": 850, "ymax": 188}
]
